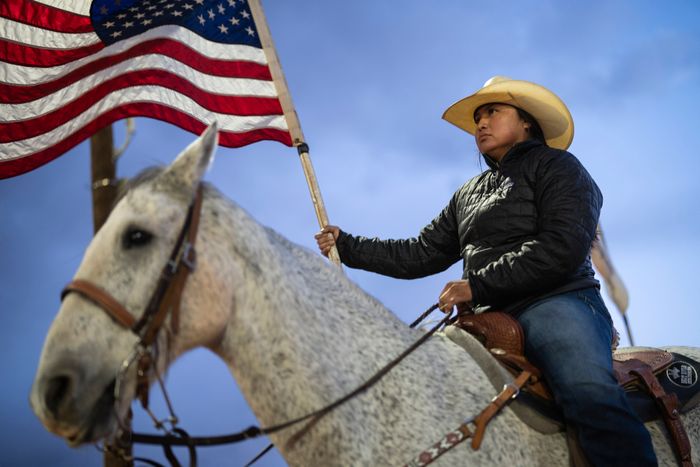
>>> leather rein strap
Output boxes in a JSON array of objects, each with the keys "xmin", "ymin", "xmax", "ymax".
[{"xmin": 128, "ymin": 306, "xmax": 458, "ymax": 448}]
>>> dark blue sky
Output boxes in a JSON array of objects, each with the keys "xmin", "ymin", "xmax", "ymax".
[{"xmin": 1, "ymin": 1, "xmax": 699, "ymax": 465}]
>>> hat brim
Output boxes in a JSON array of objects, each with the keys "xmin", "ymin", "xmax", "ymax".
[{"xmin": 442, "ymin": 80, "xmax": 574, "ymax": 150}]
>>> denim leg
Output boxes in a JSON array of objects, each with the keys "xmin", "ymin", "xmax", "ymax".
[{"xmin": 517, "ymin": 288, "xmax": 657, "ymax": 467}]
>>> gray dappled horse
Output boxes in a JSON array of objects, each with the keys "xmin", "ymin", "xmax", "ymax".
[{"xmin": 31, "ymin": 124, "xmax": 699, "ymax": 465}]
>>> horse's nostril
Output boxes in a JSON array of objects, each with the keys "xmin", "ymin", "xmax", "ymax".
[{"xmin": 44, "ymin": 375, "xmax": 72, "ymax": 416}]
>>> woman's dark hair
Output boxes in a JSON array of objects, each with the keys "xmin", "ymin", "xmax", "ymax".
[{"xmin": 516, "ymin": 107, "xmax": 547, "ymax": 145}]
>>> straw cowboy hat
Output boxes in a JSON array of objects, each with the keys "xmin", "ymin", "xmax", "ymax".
[{"xmin": 442, "ymin": 76, "xmax": 574, "ymax": 150}]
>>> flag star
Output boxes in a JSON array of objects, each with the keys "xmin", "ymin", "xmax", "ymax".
[
  {"xmin": 147, "ymin": 5, "xmax": 157, "ymax": 10},
  {"xmin": 135, "ymin": 12, "xmax": 145, "ymax": 19},
  {"xmin": 194, "ymin": 0, "xmax": 204, "ymax": 4},
  {"xmin": 241, "ymin": 10, "xmax": 250, "ymax": 19},
  {"xmin": 104, "ymin": 20, "xmax": 115, "ymax": 28},
  {"xmin": 142, "ymin": 18, "xmax": 153, "ymax": 25},
  {"xmin": 197, "ymin": 13, "xmax": 205, "ymax": 24},
  {"xmin": 117, "ymin": 13, "xmax": 127, "ymax": 19},
  {"xmin": 172, "ymin": 10, "xmax": 182, "ymax": 16},
  {"xmin": 154, "ymin": 10, "xmax": 164, "ymax": 16},
  {"xmin": 229, "ymin": 16, "xmax": 239, "ymax": 25},
  {"xmin": 111, "ymin": 30, "xmax": 122, "ymax": 38},
  {"xmin": 208, "ymin": 9, "xmax": 215, "ymax": 19},
  {"xmin": 218, "ymin": 24, "xmax": 229, "ymax": 34},
  {"xmin": 100, "ymin": 5, "xmax": 108, "ymax": 14},
  {"xmin": 124, "ymin": 20, "xmax": 134, "ymax": 27},
  {"xmin": 245, "ymin": 26, "xmax": 254, "ymax": 36},
  {"xmin": 217, "ymin": 3, "xmax": 225, "ymax": 14},
  {"xmin": 164, "ymin": 3, "xmax": 174, "ymax": 9},
  {"xmin": 129, "ymin": 6, "xmax": 139, "ymax": 12},
  {"xmin": 183, "ymin": 3, "xmax": 193, "ymax": 9},
  {"xmin": 227, "ymin": 0, "xmax": 236, "ymax": 6}
]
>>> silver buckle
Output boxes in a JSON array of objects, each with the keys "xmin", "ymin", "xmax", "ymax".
[
  {"xmin": 181, "ymin": 242, "xmax": 197, "ymax": 270},
  {"xmin": 462, "ymin": 416, "xmax": 476, "ymax": 428},
  {"xmin": 504, "ymin": 382, "xmax": 521, "ymax": 399}
]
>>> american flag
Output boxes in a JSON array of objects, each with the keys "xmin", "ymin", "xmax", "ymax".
[{"xmin": 0, "ymin": 0, "xmax": 293, "ymax": 179}]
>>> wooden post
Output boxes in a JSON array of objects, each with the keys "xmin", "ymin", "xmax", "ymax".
[
  {"xmin": 91, "ymin": 125, "xmax": 132, "ymax": 466},
  {"xmin": 90, "ymin": 126, "xmax": 118, "ymax": 234},
  {"xmin": 249, "ymin": 0, "xmax": 342, "ymax": 266}
]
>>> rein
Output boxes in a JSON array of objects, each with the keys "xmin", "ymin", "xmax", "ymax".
[
  {"xmin": 119, "ymin": 305, "xmax": 457, "ymax": 467},
  {"xmin": 126, "ymin": 304, "xmax": 455, "ymax": 447},
  {"xmin": 59, "ymin": 181, "xmax": 466, "ymax": 467}
]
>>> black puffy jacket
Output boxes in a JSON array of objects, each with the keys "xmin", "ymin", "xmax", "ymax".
[{"xmin": 336, "ymin": 139, "xmax": 603, "ymax": 314}]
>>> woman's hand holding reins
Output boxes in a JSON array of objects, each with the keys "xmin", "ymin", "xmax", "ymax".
[
  {"xmin": 315, "ymin": 225, "xmax": 340, "ymax": 258},
  {"xmin": 438, "ymin": 280, "xmax": 473, "ymax": 313}
]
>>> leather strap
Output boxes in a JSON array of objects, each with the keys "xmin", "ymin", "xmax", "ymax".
[
  {"xmin": 134, "ymin": 185, "xmax": 203, "ymax": 408},
  {"xmin": 136, "ymin": 184, "xmax": 203, "ymax": 346},
  {"xmin": 130, "ymin": 307, "xmax": 459, "ymax": 453},
  {"xmin": 490, "ymin": 352, "xmax": 552, "ymax": 401},
  {"xmin": 62, "ymin": 279, "xmax": 137, "ymax": 329},
  {"xmin": 630, "ymin": 361, "xmax": 694, "ymax": 467},
  {"xmin": 492, "ymin": 353, "xmax": 542, "ymax": 380},
  {"xmin": 471, "ymin": 370, "xmax": 531, "ymax": 449},
  {"xmin": 613, "ymin": 350, "xmax": 673, "ymax": 387},
  {"xmin": 61, "ymin": 185, "xmax": 203, "ymax": 342},
  {"xmin": 61, "ymin": 185, "xmax": 205, "ymax": 412},
  {"xmin": 404, "ymin": 370, "xmax": 531, "ymax": 466}
]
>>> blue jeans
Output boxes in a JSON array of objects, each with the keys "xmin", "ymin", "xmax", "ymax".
[{"xmin": 517, "ymin": 288, "xmax": 657, "ymax": 466}]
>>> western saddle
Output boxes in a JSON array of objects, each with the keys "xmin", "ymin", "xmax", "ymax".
[{"xmin": 455, "ymin": 310, "xmax": 696, "ymax": 467}]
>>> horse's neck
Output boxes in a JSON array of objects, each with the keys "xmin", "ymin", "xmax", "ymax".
[
  {"xmin": 209, "ymin": 199, "xmax": 415, "ymax": 425},
  {"xmin": 197, "ymin": 194, "xmax": 589, "ymax": 466}
]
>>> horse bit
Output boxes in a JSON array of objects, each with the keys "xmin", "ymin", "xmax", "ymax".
[{"xmin": 60, "ymin": 183, "xmax": 527, "ymax": 467}]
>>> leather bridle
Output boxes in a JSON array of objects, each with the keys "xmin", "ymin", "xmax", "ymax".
[{"xmin": 61, "ymin": 184, "xmax": 204, "ymax": 410}]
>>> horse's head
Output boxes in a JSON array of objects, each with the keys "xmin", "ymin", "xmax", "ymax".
[{"xmin": 30, "ymin": 123, "xmax": 226, "ymax": 446}]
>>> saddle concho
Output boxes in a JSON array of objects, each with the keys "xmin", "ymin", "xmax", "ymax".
[{"xmin": 667, "ymin": 359, "xmax": 699, "ymax": 389}]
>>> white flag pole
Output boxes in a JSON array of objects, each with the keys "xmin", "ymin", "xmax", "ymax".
[{"xmin": 248, "ymin": 0, "xmax": 342, "ymax": 267}]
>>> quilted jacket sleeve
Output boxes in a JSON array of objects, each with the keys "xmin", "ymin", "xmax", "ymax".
[
  {"xmin": 335, "ymin": 194, "xmax": 462, "ymax": 279},
  {"xmin": 467, "ymin": 151, "xmax": 603, "ymax": 306}
]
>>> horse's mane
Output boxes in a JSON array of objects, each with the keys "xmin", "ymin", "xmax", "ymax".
[
  {"xmin": 114, "ymin": 166, "xmax": 165, "ymax": 206},
  {"xmin": 114, "ymin": 166, "xmax": 399, "ymax": 328}
]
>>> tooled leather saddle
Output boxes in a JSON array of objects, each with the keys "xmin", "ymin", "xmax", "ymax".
[{"xmin": 456, "ymin": 311, "xmax": 697, "ymax": 467}]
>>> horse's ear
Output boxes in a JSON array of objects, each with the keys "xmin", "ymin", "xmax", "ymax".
[{"xmin": 160, "ymin": 122, "xmax": 218, "ymax": 196}]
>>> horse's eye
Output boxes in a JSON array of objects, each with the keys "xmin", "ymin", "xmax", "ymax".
[{"xmin": 123, "ymin": 228, "xmax": 153, "ymax": 249}]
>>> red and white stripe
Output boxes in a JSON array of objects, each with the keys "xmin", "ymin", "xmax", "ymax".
[{"xmin": 0, "ymin": 0, "xmax": 292, "ymax": 179}]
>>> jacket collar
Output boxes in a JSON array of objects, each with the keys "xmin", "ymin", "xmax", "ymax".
[{"xmin": 482, "ymin": 139, "xmax": 543, "ymax": 170}]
